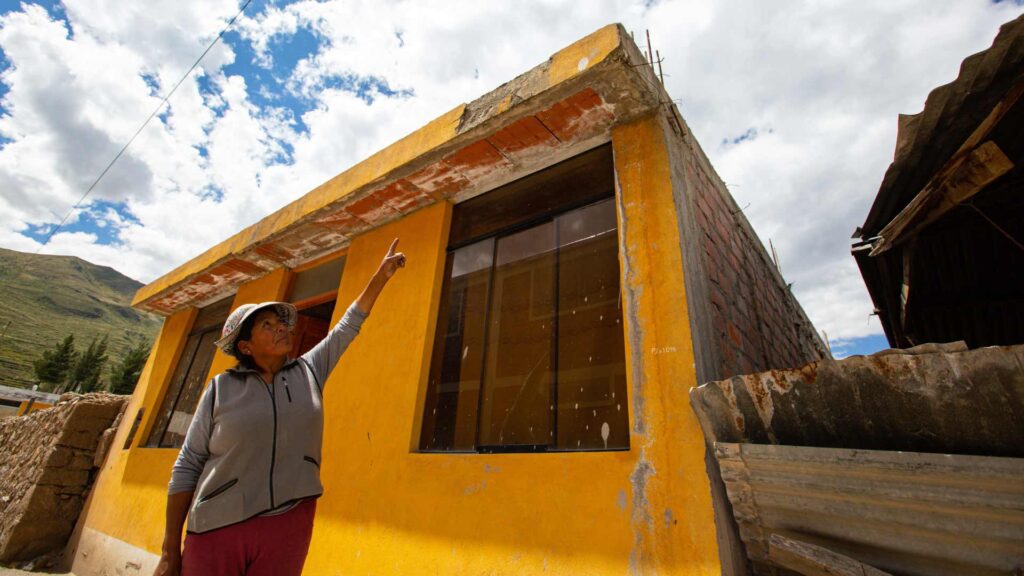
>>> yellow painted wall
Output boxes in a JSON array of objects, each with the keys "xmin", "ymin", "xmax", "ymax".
[
  {"xmin": 612, "ymin": 114, "xmax": 721, "ymax": 574},
  {"xmin": 77, "ymin": 305, "xmax": 197, "ymax": 556},
  {"xmin": 134, "ymin": 24, "xmax": 627, "ymax": 309},
  {"xmin": 77, "ymin": 113, "xmax": 720, "ymax": 575},
  {"xmin": 16, "ymin": 400, "xmax": 52, "ymax": 416}
]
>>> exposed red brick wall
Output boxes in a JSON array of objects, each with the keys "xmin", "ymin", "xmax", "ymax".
[{"xmin": 663, "ymin": 111, "xmax": 827, "ymax": 380}]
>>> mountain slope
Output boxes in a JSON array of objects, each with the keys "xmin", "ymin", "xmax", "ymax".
[{"xmin": 0, "ymin": 247, "xmax": 162, "ymax": 389}]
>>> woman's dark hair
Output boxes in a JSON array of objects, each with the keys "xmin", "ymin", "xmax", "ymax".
[{"xmin": 232, "ymin": 315, "xmax": 260, "ymax": 370}]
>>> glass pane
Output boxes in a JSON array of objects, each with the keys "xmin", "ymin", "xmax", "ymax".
[
  {"xmin": 420, "ymin": 238, "xmax": 494, "ymax": 451},
  {"xmin": 160, "ymin": 329, "xmax": 220, "ymax": 447},
  {"xmin": 555, "ymin": 199, "xmax": 628, "ymax": 450},
  {"xmin": 145, "ymin": 333, "xmax": 202, "ymax": 447},
  {"xmin": 291, "ymin": 257, "xmax": 345, "ymax": 303},
  {"xmin": 479, "ymin": 223, "xmax": 556, "ymax": 448},
  {"xmin": 146, "ymin": 299, "xmax": 229, "ymax": 448},
  {"xmin": 192, "ymin": 297, "xmax": 232, "ymax": 332},
  {"xmin": 449, "ymin": 144, "xmax": 614, "ymax": 246}
]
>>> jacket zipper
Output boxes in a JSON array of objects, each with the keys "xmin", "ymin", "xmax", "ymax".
[{"xmin": 257, "ymin": 374, "xmax": 277, "ymax": 508}]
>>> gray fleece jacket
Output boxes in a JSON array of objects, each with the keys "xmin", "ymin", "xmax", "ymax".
[{"xmin": 168, "ymin": 304, "xmax": 367, "ymax": 533}]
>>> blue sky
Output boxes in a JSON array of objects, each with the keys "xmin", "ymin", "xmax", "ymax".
[{"xmin": 0, "ymin": 0, "xmax": 1020, "ymax": 360}]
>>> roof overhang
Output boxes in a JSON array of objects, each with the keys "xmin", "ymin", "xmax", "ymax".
[
  {"xmin": 133, "ymin": 23, "xmax": 667, "ymax": 315},
  {"xmin": 853, "ymin": 14, "xmax": 1024, "ymax": 348}
]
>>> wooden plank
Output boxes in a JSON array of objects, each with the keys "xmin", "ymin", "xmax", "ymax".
[
  {"xmin": 871, "ymin": 139, "xmax": 1014, "ymax": 256},
  {"xmin": 870, "ymin": 74, "xmax": 1024, "ymax": 256}
]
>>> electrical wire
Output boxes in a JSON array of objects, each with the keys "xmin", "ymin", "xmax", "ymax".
[{"xmin": 34, "ymin": 0, "xmax": 254, "ymax": 251}]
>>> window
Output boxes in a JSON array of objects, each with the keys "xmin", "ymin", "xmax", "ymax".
[
  {"xmin": 288, "ymin": 255, "xmax": 345, "ymax": 357},
  {"xmin": 123, "ymin": 408, "xmax": 144, "ymax": 449},
  {"xmin": 419, "ymin": 145, "xmax": 628, "ymax": 452},
  {"xmin": 146, "ymin": 297, "xmax": 231, "ymax": 448}
]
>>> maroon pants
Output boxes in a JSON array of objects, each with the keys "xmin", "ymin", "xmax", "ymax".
[{"xmin": 182, "ymin": 499, "xmax": 316, "ymax": 576}]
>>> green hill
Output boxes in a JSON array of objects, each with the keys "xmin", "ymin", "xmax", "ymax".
[{"xmin": 0, "ymin": 247, "xmax": 162, "ymax": 389}]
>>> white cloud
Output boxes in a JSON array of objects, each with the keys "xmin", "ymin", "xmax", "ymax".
[
  {"xmin": 643, "ymin": 0, "xmax": 1022, "ymax": 339},
  {"xmin": 0, "ymin": 0, "xmax": 1020, "ymax": 345}
]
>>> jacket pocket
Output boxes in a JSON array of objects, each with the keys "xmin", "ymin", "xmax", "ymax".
[
  {"xmin": 198, "ymin": 478, "xmax": 238, "ymax": 503},
  {"xmin": 192, "ymin": 491, "xmax": 244, "ymax": 534},
  {"xmin": 303, "ymin": 456, "xmax": 320, "ymax": 468}
]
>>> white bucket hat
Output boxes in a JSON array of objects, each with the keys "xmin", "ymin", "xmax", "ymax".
[{"xmin": 215, "ymin": 301, "xmax": 298, "ymax": 357}]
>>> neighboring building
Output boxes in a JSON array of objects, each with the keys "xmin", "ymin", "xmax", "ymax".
[
  {"xmin": 70, "ymin": 24, "xmax": 824, "ymax": 575},
  {"xmin": 0, "ymin": 384, "xmax": 58, "ymax": 418},
  {"xmin": 854, "ymin": 14, "xmax": 1024, "ymax": 349},
  {"xmin": 687, "ymin": 15, "xmax": 1024, "ymax": 576}
]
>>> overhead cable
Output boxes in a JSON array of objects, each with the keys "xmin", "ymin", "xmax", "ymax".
[{"xmin": 34, "ymin": 0, "xmax": 254, "ymax": 250}]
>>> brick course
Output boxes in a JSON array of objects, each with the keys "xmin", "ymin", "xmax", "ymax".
[{"xmin": 665, "ymin": 111, "xmax": 827, "ymax": 380}]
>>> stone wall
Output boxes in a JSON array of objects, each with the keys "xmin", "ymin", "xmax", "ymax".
[
  {"xmin": 0, "ymin": 393, "xmax": 126, "ymax": 563},
  {"xmin": 663, "ymin": 108, "xmax": 828, "ymax": 383}
]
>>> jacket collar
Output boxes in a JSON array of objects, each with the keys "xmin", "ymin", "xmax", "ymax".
[{"xmin": 226, "ymin": 356, "xmax": 301, "ymax": 376}]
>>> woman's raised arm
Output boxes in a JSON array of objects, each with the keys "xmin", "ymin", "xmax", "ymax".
[{"xmin": 354, "ymin": 238, "xmax": 406, "ymax": 314}]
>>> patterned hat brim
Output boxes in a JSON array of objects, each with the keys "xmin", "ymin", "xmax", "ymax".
[{"xmin": 214, "ymin": 302, "xmax": 298, "ymax": 356}]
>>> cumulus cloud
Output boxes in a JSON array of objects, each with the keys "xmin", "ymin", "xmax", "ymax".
[
  {"xmin": 0, "ymin": 0, "xmax": 1020, "ymax": 345},
  {"xmin": 643, "ymin": 0, "xmax": 1022, "ymax": 340}
]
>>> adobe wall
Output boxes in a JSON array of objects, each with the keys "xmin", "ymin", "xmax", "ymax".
[
  {"xmin": 662, "ymin": 108, "xmax": 827, "ymax": 384},
  {"xmin": 0, "ymin": 393, "xmax": 126, "ymax": 565}
]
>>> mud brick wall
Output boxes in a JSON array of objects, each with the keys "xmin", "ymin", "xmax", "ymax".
[
  {"xmin": 661, "ymin": 109, "xmax": 828, "ymax": 384},
  {"xmin": 0, "ymin": 393, "xmax": 126, "ymax": 563}
]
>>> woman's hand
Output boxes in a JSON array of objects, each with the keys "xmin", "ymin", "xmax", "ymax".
[
  {"xmin": 355, "ymin": 238, "xmax": 407, "ymax": 314},
  {"xmin": 153, "ymin": 549, "xmax": 181, "ymax": 576},
  {"xmin": 376, "ymin": 238, "xmax": 406, "ymax": 280}
]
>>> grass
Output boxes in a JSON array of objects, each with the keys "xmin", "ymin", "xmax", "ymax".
[{"xmin": 0, "ymin": 247, "xmax": 162, "ymax": 389}]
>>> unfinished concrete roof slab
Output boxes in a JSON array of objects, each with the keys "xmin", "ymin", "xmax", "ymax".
[{"xmin": 133, "ymin": 23, "xmax": 665, "ymax": 315}]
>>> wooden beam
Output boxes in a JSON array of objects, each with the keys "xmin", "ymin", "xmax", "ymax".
[
  {"xmin": 870, "ymin": 74, "xmax": 1024, "ymax": 256},
  {"xmin": 871, "ymin": 140, "xmax": 1014, "ymax": 256}
]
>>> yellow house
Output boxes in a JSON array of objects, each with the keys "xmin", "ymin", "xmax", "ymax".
[{"xmin": 70, "ymin": 24, "xmax": 825, "ymax": 575}]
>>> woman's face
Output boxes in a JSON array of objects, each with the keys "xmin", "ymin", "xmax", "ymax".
[{"xmin": 237, "ymin": 309, "xmax": 294, "ymax": 360}]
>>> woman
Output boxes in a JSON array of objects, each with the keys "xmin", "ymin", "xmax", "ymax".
[{"xmin": 154, "ymin": 239, "xmax": 406, "ymax": 576}]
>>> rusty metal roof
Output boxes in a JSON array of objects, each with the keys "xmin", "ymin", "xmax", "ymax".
[
  {"xmin": 716, "ymin": 442, "xmax": 1024, "ymax": 576},
  {"xmin": 853, "ymin": 14, "xmax": 1024, "ymax": 350},
  {"xmin": 690, "ymin": 342, "xmax": 1024, "ymax": 458}
]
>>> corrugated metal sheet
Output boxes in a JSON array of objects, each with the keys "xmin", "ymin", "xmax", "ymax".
[
  {"xmin": 689, "ymin": 343, "xmax": 1024, "ymax": 459},
  {"xmin": 860, "ymin": 14, "xmax": 1024, "ymax": 238},
  {"xmin": 690, "ymin": 344, "xmax": 1024, "ymax": 575},
  {"xmin": 854, "ymin": 14, "xmax": 1024, "ymax": 350},
  {"xmin": 716, "ymin": 442, "xmax": 1024, "ymax": 576},
  {"xmin": 0, "ymin": 384, "xmax": 59, "ymax": 405}
]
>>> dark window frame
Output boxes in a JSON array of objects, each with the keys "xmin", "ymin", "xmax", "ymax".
[
  {"xmin": 144, "ymin": 297, "xmax": 231, "ymax": 448},
  {"xmin": 287, "ymin": 253, "xmax": 346, "ymax": 358},
  {"xmin": 419, "ymin": 144, "xmax": 629, "ymax": 454}
]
